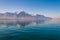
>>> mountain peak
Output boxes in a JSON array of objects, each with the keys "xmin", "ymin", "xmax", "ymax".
[{"xmin": 17, "ymin": 11, "xmax": 31, "ymax": 17}]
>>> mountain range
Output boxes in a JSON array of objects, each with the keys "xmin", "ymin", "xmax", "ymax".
[{"xmin": 0, "ymin": 11, "xmax": 52, "ymax": 21}]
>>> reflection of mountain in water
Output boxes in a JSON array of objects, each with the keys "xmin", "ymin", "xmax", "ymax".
[
  {"xmin": 0, "ymin": 11, "xmax": 52, "ymax": 28},
  {"xmin": 0, "ymin": 20, "xmax": 46, "ymax": 28}
]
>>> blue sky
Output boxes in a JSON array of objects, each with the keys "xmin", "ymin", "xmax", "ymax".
[{"xmin": 0, "ymin": 0, "xmax": 60, "ymax": 18}]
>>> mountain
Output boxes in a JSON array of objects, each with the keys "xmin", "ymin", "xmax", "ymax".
[
  {"xmin": 17, "ymin": 11, "xmax": 32, "ymax": 17},
  {"xmin": 0, "ymin": 13, "xmax": 4, "ymax": 16},
  {"xmin": 0, "ymin": 11, "xmax": 52, "ymax": 21},
  {"xmin": 5, "ymin": 12, "xmax": 16, "ymax": 17},
  {"xmin": 35, "ymin": 14, "xmax": 45, "ymax": 17}
]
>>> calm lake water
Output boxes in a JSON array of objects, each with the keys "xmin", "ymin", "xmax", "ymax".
[{"xmin": 0, "ymin": 19, "xmax": 60, "ymax": 40}]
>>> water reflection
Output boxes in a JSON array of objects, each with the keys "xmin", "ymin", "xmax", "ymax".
[{"xmin": 0, "ymin": 20, "xmax": 46, "ymax": 28}]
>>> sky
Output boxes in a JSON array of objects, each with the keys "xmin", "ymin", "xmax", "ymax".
[{"xmin": 0, "ymin": 0, "xmax": 60, "ymax": 18}]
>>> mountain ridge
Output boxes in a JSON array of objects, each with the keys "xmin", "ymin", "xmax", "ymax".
[{"xmin": 0, "ymin": 11, "xmax": 52, "ymax": 21}]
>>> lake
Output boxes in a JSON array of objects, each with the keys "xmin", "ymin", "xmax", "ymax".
[{"xmin": 0, "ymin": 19, "xmax": 60, "ymax": 40}]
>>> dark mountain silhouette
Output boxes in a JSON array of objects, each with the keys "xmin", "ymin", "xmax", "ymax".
[
  {"xmin": 5, "ymin": 12, "xmax": 16, "ymax": 17},
  {"xmin": 17, "ymin": 11, "xmax": 32, "ymax": 17}
]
